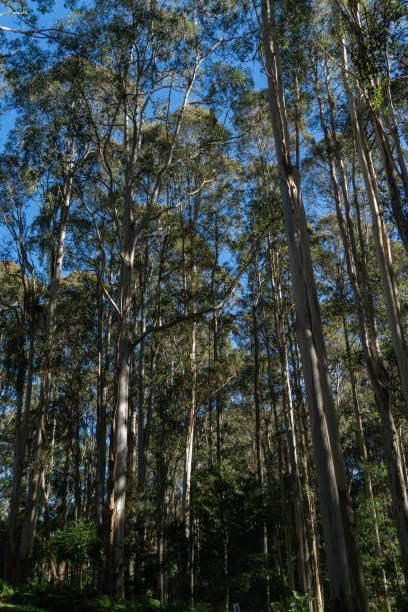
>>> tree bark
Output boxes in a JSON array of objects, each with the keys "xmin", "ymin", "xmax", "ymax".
[
  {"xmin": 251, "ymin": 256, "xmax": 270, "ymax": 606},
  {"xmin": 96, "ymin": 259, "xmax": 111, "ymax": 528}
]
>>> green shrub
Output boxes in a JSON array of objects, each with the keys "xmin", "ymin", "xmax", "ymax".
[
  {"xmin": 194, "ymin": 604, "xmax": 213, "ymax": 612},
  {"xmin": 270, "ymin": 590, "xmax": 313, "ymax": 612},
  {"xmin": 50, "ymin": 520, "xmax": 104, "ymax": 569},
  {"xmin": 90, "ymin": 593, "xmax": 112, "ymax": 609},
  {"xmin": 0, "ymin": 580, "xmax": 16, "ymax": 599},
  {"xmin": 161, "ymin": 603, "xmax": 194, "ymax": 612}
]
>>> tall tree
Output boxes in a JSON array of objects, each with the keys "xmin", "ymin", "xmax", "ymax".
[{"xmin": 259, "ymin": 0, "xmax": 368, "ymax": 608}]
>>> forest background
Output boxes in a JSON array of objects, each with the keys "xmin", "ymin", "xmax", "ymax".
[{"xmin": 0, "ymin": 1, "xmax": 408, "ymax": 611}]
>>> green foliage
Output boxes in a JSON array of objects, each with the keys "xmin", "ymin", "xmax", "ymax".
[
  {"xmin": 49, "ymin": 520, "xmax": 103, "ymax": 569},
  {"xmin": 193, "ymin": 604, "xmax": 212, "ymax": 612},
  {"xmin": 0, "ymin": 582, "xmax": 235, "ymax": 611},
  {"xmin": 190, "ymin": 461, "xmax": 288, "ymax": 607},
  {"xmin": 270, "ymin": 590, "xmax": 313, "ymax": 611},
  {"xmin": 0, "ymin": 604, "xmax": 46, "ymax": 612},
  {"xmin": 0, "ymin": 582, "xmax": 163, "ymax": 612},
  {"xmin": 372, "ymin": 84, "xmax": 385, "ymax": 113},
  {"xmin": 3, "ymin": 583, "xmax": 102, "ymax": 612},
  {"xmin": 0, "ymin": 580, "xmax": 16, "ymax": 599}
]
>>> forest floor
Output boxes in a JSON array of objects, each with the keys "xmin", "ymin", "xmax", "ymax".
[
  {"xmin": 0, "ymin": 581, "xmax": 304, "ymax": 612},
  {"xmin": 3, "ymin": 608, "xmax": 44, "ymax": 611},
  {"xmin": 0, "ymin": 584, "xmax": 217, "ymax": 612}
]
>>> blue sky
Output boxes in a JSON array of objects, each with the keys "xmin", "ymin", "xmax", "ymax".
[{"xmin": 0, "ymin": 0, "xmax": 73, "ymax": 141}]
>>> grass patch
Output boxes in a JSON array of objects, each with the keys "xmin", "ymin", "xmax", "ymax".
[{"xmin": 0, "ymin": 604, "xmax": 46, "ymax": 612}]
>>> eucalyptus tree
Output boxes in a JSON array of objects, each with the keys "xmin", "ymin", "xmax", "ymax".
[
  {"xmin": 68, "ymin": 182, "xmax": 118, "ymax": 534},
  {"xmin": 0, "ymin": 259, "xmax": 40, "ymax": 582},
  {"xmin": 152, "ymin": 105, "xmax": 243, "ymax": 603},
  {"xmin": 233, "ymin": 89, "xmax": 321, "ymax": 607},
  {"xmin": 310, "ymin": 39, "xmax": 408, "ymax": 592},
  {"xmin": 329, "ymin": 3, "xmax": 408, "ymax": 426},
  {"xmin": 0, "ymin": 39, "xmax": 95, "ymax": 582},
  {"xmin": 309, "ymin": 2, "xmax": 408, "ymax": 584},
  {"xmin": 54, "ymin": 0, "xmax": 247, "ymax": 595},
  {"xmin": 57, "ymin": 8, "xmax": 195, "ymax": 595},
  {"xmin": 0, "ymin": 150, "xmax": 44, "ymax": 581},
  {"xmin": 2, "ymin": 0, "xmax": 408, "ymax": 605},
  {"xmin": 258, "ymin": 0, "xmax": 368, "ymax": 608},
  {"xmin": 333, "ymin": 0, "xmax": 408, "ymax": 253},
  {"xmin": 313, "ymin": 212, "xmax": 395, "ymax": 609}
]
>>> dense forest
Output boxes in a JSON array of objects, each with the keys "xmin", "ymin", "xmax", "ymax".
[{"xmin": 0, "ymin": 0, "xmax": 408, "ymax": 610}]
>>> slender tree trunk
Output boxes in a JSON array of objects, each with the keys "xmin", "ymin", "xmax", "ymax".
[
  {"xmin": 288, "ymin": 323, "xmax": 324, "ymax": 612},
  {"xmin": 371, "ymin": 111, "xmax": 408, "ymax": 255},
  {"xmin": 136, "ymin": 239, "xmax": 150, "ymax": 495},
  {"xmin": 4, "ymin": 341, "xmax": 27, "ymax": 581},
  {"xmin": 398, "ymin": 428, "xmax": 408, "ymax": 487},
  {"xmin": 384, "ymin": 53, "xmax": 408, "ymax": 200},
  {"xmin": 251, "ymin": 262, "xmax": 270, "ymax": 606},
  {"xmin": 109, "ymin": 254, "xmax": 133, "ymax": 597},
  {"xmin": 211, "ymin": 214, "xmax": 223, "ymax": 465},
  {"xmin": 14, "ymin": 379, "xmax": 47, "ymax": 583},
  {"xmin": 43, "ymin": 415, "xmax": 57, "ymax": 584},
  {"xmin": 338, "ymin": 8, "xmax": 408, "ymax": 254},
  {"xmin": 265, "ymin": 332, "xmax": 295, "ymax": 591},
  {"xmin": 73, "ymin": 400, "xmax": 82, "ymax": 522},
  {"xmin": 107, "ymin": 63, "xmax": 196, "ymax": 596},
  {"xmin": 182, "ymin": 313, "xmax": 196, "ymax": 606},
  {"xmin": 96, "ymin": 262, "xmax": 110, "ymax": 528}
]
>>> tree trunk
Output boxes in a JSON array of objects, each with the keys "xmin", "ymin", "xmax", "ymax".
[
  {"xmin": 339, "ymin": 7, "xmax": 408, "ymax": 255},
  {"xmin": 251, "ymin": 261, "xmax": 270, "ymax": 606},
  {"xmin": 288, "ymin": 324, "xmax": 324, "ymax": 612},
  {"xmin": 108, "ymin": 249, "xmax": 133, "ymax": 597},
  {"xmin": 384, "ymin": 53, "xmax": 408, "ymax": 202},
  {"xmin": 96, "ymin": 261, "xmax": 111, "ymax": 528},
  {"xmin": 73, "ymin": 401, "xmax": 82, "ymax": 522},
  {"xmin": 182, "ymin": 316, "xmax": 197, "ymax": 606},
  {"xmin": 14, "ymin": 379, "xmax": 47, "ymax": 583}
]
